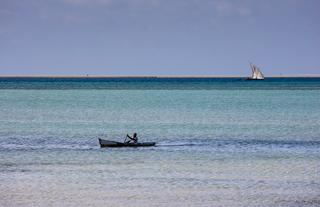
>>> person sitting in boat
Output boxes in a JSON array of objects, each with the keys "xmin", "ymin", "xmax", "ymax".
[{"xmin": 126, "ymin": 133, "xmax": 138, "ymax": 143}]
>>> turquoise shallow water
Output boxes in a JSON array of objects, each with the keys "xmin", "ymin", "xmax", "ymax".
[{"xmin": 0, "ymin": 78, "xmax": 320, "ymax": 207}]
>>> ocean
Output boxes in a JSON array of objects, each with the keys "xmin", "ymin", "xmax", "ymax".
[{"xmin": 0, "ymin": 77, "xmax": 319, "ymax": 207}]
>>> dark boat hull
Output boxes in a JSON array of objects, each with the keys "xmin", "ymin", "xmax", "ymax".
[
  {"xmin": 99, "ymin": 138, "xmax": 156, "ymax": 148},
  {"xmin": 245, "ymin": 78, "xmax": 264, "ymax": 80}
]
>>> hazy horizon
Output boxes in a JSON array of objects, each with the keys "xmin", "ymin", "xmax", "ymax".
[{"xmin": 1, "ymin": 71, "xmax": 320, "ymax": 77}]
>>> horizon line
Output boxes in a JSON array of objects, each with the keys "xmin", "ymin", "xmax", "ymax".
[{"xmin": 1, "ymin": 74, "xmax": 320, "ymax": 78}]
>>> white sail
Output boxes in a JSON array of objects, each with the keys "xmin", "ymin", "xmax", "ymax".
[
  {"xmin": 250, "ymin": 63, "xmax": 264, "ymax": 80},
  {"xmin": 250, "ymin": 63, "xmax": 256, "ymax": 79}
]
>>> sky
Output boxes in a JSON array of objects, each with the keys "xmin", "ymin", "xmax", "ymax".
[{"xmin": 0, "ymin": 0, "xmax": 320, "ymax": 75}]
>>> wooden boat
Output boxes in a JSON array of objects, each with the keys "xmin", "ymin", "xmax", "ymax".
[{"xmin": 99, "ymin": 138, "xmax": 156, "ymax": 148}]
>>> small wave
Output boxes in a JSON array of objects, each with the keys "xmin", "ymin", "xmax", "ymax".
[
  {"xmin": 155, "ymin": 138, "xmax": 320, "ymax": 149},
  {"xmin": 1, "ymin": 138, "xmax": 319, "ymax": 151},
  {"xmin": 156, "ymin": 141, "xmax": 198, "ymax": 147},
  {"xmin": 0, "ymin": 143, "xmax": 98, "ymax": 150}
]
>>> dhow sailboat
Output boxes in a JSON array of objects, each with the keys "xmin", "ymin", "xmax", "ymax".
[{"xmin": 247, "ymin": 63, "xmax": 265, "ymax": 80}]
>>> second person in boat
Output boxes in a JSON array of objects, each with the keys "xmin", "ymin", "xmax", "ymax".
[{"xmin": 126, "ymin": 133, "xmax": 138, "ymax": 143}]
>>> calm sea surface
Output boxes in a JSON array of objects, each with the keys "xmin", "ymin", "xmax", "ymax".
[{"xmin": 0, "ymin": 78, "xmax": 320, "ymax": 207}]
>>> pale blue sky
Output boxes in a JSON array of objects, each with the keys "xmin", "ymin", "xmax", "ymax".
[{"xmin": 0, "ymin": 0, "xmax": 319, "ymax": 75}]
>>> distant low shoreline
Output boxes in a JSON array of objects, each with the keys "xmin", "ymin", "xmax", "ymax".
[{"xmin": 1, "ymin": 74, "xmax": 320, "ymax": 78}]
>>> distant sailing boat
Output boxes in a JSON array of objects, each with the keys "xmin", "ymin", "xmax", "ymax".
[{"xmin": 247, "ymin": 63, "xmax": 265, "ymax": 80}]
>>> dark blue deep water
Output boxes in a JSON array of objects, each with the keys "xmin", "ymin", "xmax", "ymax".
[{"xmin": 0, "ymin": 77, "xmax": 320, "ymax": 90}]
